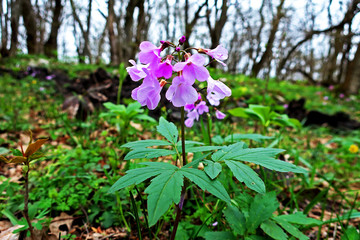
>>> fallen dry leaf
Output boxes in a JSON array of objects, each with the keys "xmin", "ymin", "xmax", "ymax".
[{"xmin": 49, "ymin": 212, "xmax": 74, "ymax": 237}]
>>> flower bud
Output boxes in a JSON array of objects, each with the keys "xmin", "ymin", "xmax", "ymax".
[
  {"xmin": 179, "ymin": 36, "xmax": 186, "ymax": 45},
  {"xmin": 175, "ymin": 47, "xmax": 181, "ymax": 52}
]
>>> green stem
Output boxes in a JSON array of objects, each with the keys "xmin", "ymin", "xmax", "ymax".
[
  {"xmin": 170, "ymin": 107, "xmax": 187, "ymax": 240},
  {"xmin": 23, "ymin": 161, "xmax": 36, "ymax": 240},
  {"xmin": 207, "ymin": 113, "xmax": 212, "ymax": 146},
  {"xmin": 117, "ymin": 75, "xmax": 125, "ymax": 105},
  {"xmin": 116, "ymin": 193, "xmax": 131, "ymax": 232}
]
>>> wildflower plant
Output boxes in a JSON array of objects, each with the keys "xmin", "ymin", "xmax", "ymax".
[{"xmin": 109, "ymin": 37, "xmax": 307, "ymax": 239}]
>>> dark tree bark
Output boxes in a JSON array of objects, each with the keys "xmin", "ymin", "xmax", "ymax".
[
  {"xmin": 341, "ymin": 42, "xmax": 360, "ymax": 94},
  {"xmin": 9, "ymin": 0, "xmax": 20, "ymax": 56},
  {"xmin": 251, "ymin": 0, "xmax": 285, "ymax": 77},
  {"xmin": 107, "ymin": 0, "xmax": 118, "ymax": 64},
  {"xmin": 44, "ymin": 0, "xmax": 63, "ymax": 58},
  {"xmin": 20, "ymin": 0, "xmax": 38, "ymax": 54}
]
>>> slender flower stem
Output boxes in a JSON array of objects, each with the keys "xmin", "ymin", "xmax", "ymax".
[
  {"xmin": 24, "ymin": 161, "xmax": 36, "ymax": 240},
  {"xmin": 170, "ymin": 107, "xmax": 187, "ymax": 240},
  {"xmin": 180, "ymin": 107, "xmax": 187, "ymax": 166}
]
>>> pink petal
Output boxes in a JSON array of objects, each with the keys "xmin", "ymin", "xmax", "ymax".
[
  {"xmin": 194, "ymin": 65, "xmax": 209, "ymax": 82},
  {"xmin": 139, "ymin": 41, "xmax": 157, "ymax": 51},
  {"xmin": 215, "ymin": 110, "xmax": 226, "ymax": 119},
  {"xmin": 189, "ymin": 54, "xmax": 205, "ymax": 66},
  {"xmin": 173, "ymin": 62, "xmax": 187, "ymax": 72}
]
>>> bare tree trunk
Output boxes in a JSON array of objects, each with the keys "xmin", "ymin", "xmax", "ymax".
[
  {"xmin": 69, "ymin": 0, "xmax": 92, "ymax": 63},
  {"xmin": 0, "ymin": 0, "xmax": 9, "ymax": 56},
  {"xmin": 9, "ymin": 0, "xmax": 20, "ymax": 56},
  {"xmin": 44, "ymin": 0, "xmax": 63, "ymax": 58},
  {"xmin": 206, "ymin": 0, "xmax": 228, "ymax": 68},
  {"xmin": 341, "ymin": 42, "xmax": 360, "ymax": 94},
  {"xmin": 251, "ymin": 0, "xmax": 285, "ymax": 77},
  {"xmin": 20, "ymin": 0, "xmax": 38, "ymax": 54},
  {"xmin": 107, "ymin": 0, "xmax": 118, "ymax": 65}
]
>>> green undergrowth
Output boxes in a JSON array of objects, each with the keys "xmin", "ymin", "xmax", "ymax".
[{"xmin": 0, "ymin": 57, "xmax": 359, "ymax": 239}]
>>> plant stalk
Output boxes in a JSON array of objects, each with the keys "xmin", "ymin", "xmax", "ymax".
[
  {"xmin": 24, "ymin": 161, "xmax": 36, "ymax": 240},
  {"xmin": 170, "ymin": 107, "xmax": 187, "ymax": 240}
]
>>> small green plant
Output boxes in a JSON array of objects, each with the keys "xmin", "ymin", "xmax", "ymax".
[
  {"xmin": 99, "ymin": 101, "xmax": 156, "ymax": 144},
  {"xmin": 229, "ymin": 104, "xmax": 301, "ymax": 133},
  {"xmin": 205, "ymin": 192, "xmax": 322, "ymax": 239},
  {"xmin": 0, "ymin": 132, "xmax": 47, "ymax": 239}
]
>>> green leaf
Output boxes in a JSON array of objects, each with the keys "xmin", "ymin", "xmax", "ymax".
[
  {"xmin": 184, "ymin": 146, "xmax": 222, "ymax": 153},
  {"xmin": 121, "ymin": 139, "xmax": 171, "ymax": 149},
  {"xmin": 204, "ymin": 232, "xmax": 236, "ymax": 240},
  {"xmin": 145, "ymin": 170, "xmax": 184, "ymax": 226},
  {"xmin": 247, "ymin": 105, "xmax": 271, "ymax": 126},
  {"xmin": 223, "ymin": 205, "xmax": 246, "ymax": 235},
  {"xmin": 1, "ymin": 209, "xmax": 19, "ymax": 225},
  {"xmin": 157, "ymin": 117, "xmax": 178, "ymax": 145},
  {"xmin": 135, "ymin": 114, "xmax": 156, "ymax": 123},
  {"xmin": 204, "ymin": 161, "xmax": 222, "ymax": 179},
  {"xmin": 0, "ymin": 147, "xmax": 9, "ymax": 155},
  {"xmin": 211, "ymin": 142, "xmax": 247, "ymax": 162},
  {"xmin": 228, "ymin": 107, "xmax": 250, "ymax": 118},
  {"xmin": 224, "ymin": 134, "xmax": 273, "ymax": 143},
  {"xmin": 139, "ymin": 162, "xmax": 179, "ymax": 169},
  {"xmin": 108, "ymin": 167, "xmax": 164, "ymax": 193},
  {"xmin": 12, "ymin": 149, "xmax": 23, "ymax": 156},
  {"xmin": 183, "ymin": 152, "xmax": 211, "ymax": 169},
  {"xmin": 223, "ymin": 148, "xmax": 306, "ymax": 174},
  {"xmin": 273, "ymin": 212, "xmax": 322, "ymax": 225},
  {"xmin": 260, "ymin": 219, "xmax": 288, "ymax": 240},
  {"xmin": 225, "ymin": 160, "xmax": 265, "ymax": 194},
  {"xmin": 180, "ymin": 168, "xmax": 231, "ymax": 203},
  {"xmin": 247, "ymin": 192, "xmax": 279, "ymax": 233},
  {"xmin": 341, "ymin": 226, "xmax": 360, "ymax": 240},
  {"xmin": 273, "ymin": 218, "xmax": 309, "ymax": 240},
  {"xmin": 124, "ymin": 148, "xmax": 176, "ymax": 160}
]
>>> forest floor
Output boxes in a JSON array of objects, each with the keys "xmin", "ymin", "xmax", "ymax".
[{"xmin": 0, "ymin": 56, "xmax": 359, "ymax": 239}]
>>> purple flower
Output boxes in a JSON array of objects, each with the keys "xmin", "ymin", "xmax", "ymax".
[
  {"xmin": 179, "ymin": 36, "xmax": 186, "ymax": 45},
  {"xmin": 175, "ymin": 47, "xmax": 181, "ymax": 52},
  {"xmin": 126, "ymin": 60, "xmax": 147, "ymax": 81},
  {"xmin": 155, "ymin": 55, "xmax": 173, "ymax": 79},
  {"xmin": 173, "ymin": 54, "xmax": 209, "ymax": 83},
  {"xmin": 184, "ymin": 101, "xmax": 209, "ymax": 128},
  {"xmin": 185, "ymin": 110, "xmax": 199, "ymax": 128},
  {"xmin": 207, "ymin": 77, "xmax": 231, "ymax": 106},
  {"xmin": 339, "ymin": 93, "xmax": 345, "ymax": 98},
  {"xmin": 328, "ymin": 85, "xmax": 334, "ymax": 90},
  {"xmin": 199, "ymin": 45, "xmax": 228, "ymax": 66},
  {"xmin": 211, "ymin": 221, "xmax": 218, "ymax": 227},
  {"xmin": 131, "ymin": 70, "xmax": 162, "ymax": 110},
  {"xmin": 196, "ymin": 101, "xmax": 209, "ymax": 114},
  {"xmin": 283, "ymin": 104, "xmax": 288, "ymax": 109},
  {"xmin": 215, "ymin": 109, "xmax": 226, "ymax": 119},
  {"xmin": 185, "ymin": 103, "xmax": 195, "ymax": 111},
  {"xmin": 165, "ymin": 75, "xmax": 198, "ymax": 107},
  {"xmin": 323, "ymin": 96, "xmax": 329, "ymax": 101},
  {"xmin": 46, "ymin": 74, "xmax": 55, "ymax": 80},
  {"xmin": 138, "ymin": 41, "xmax": 161, "ymax": 68}
]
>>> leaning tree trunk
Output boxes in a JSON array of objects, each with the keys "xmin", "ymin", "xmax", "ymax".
[
  {"xmin": 251, "ymin": 0, "xmax": 285, "ymax": 78},
  {"xmin": 44, "ymin": 0, "xmax": 63, "ymax": 58}
]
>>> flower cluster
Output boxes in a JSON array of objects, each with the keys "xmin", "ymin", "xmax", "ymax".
[{"xmin": 126, "ymin": 37, "xmax": 231, "ymax": 127}]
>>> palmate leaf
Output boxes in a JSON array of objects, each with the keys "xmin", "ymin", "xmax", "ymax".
[
  {"xmin": 204, "ymin": 231, "xmax": 236, "ymax": 240},
  {"xmin": 225, "ymin": 160, "xmax": 265, "ymax": 194},
  {"xmin": 121, "ymin": 139, "xmax": 171, "ymax": 149},
  {"xmin": 145, "ymin": 170, "xmax": 183, "ymax": 226},
  {"xmin": 180, "ymin": 168, "xmax": 231, "ymax": 203},
  {"xmin": 124, "ymin": 148, "xmax": 176, "ymax": 160},
  {"xmin": 224, "ymin": 133, "xmax": 273, "ymax": 143},
  {"xmin": 109, "ymin": 162, "xmax": 178, "ymax": 193},
  {"xmin": 230, "ymin": 148, "xmax": 306, "ymax": 174},
  {"xmin": 157, "ymin": 117, "xmax": 178, "ymax": 145},
  {"xmin": 180, "ymin": 146, "xmax": 222, "ymax": 153},
  {"xmin": 211, "ymin": 142, "xmax": 247, "ymax": 162}
]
